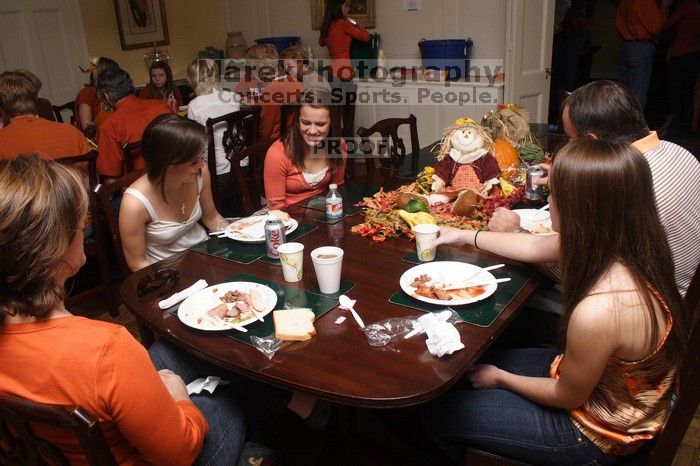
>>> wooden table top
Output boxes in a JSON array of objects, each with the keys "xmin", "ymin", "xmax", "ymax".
[{"xmin": 120, "ymin": 167, "xmax": 545, "ymax": 408}]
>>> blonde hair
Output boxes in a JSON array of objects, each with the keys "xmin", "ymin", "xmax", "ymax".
[
  {"xmin": 0, "ymin": 155, "xmax": 89, "ymax": 317},
  {"xmin": 245, "ymin": 44, "xmax": 279, "ymax": 81},
  {"xmin": 280, "ymin": 45, "xmax": 309, "ymax": 62},
  {"xmin": 187, "ymin": 58, "xmax": 220, "ymax": 96}
]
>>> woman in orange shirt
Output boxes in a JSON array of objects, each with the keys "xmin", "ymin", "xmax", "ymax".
[
  {"xmin": 264, "ymin": 89, "xmax": 346, "ymax": 210},
  {"xmin": 138, "ymin": 61, "xmax": 183, "ymax": 113},
  {"xmin": 0, "ymin": 154, "xmax": 245, "ymax": 465},
  {"xmin": 319, "ymin": 0, "xmax": 370, "ymax": 82}
]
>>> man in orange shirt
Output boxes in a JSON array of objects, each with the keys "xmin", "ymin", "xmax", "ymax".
[
  {"xmin": 0, "ymin": 71, "xmax": 90, "ymax": 159},
  {"xmin": 95, "ymin": 67, "xmax": 171, "ymax": 178},
  {"xmin": 616, "ymin": 0, "xmax": 672, "ymax": 108}
]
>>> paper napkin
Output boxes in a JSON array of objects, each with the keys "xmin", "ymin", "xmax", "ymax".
[
  {"xmin": 186, "ymin": 376, "xmax": 230, "ymax": 395},
  {"xmin": 158, "ymin": 279, "xmax": 208, "ymax": 309},
  {"xmin": 417, "ymin": 312, "xmax": 465, "ymax": 357}
]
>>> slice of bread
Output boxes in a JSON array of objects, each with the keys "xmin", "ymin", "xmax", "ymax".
[
  {"xmin": 268, "ymin": 209, "xmax": 291, "ymax": 223},
  {"xmin": 273, "ymin": 308, "xmax": 316, "ymax": 341}
]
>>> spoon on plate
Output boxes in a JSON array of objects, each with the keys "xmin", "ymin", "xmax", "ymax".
[{"xmin": 338, "ymin": 294, "xmax": 365, "ymax": 328}]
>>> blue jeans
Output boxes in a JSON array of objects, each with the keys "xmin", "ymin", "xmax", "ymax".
[
  {"xmin": 421, "ymin": 348, "xmax": 616, "ymax": 465},
  {"xmin": 619, "ymin": 41, "xmax": 654, "ymax": 109},
  {"xmin": 149, "ymin": 339, "xmax": 246, "ymax": 466}
]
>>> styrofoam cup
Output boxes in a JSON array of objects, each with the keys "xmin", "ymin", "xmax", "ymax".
[{"xmin": 310, "ymin": 246, "xmax": 344, "ymax": 294}]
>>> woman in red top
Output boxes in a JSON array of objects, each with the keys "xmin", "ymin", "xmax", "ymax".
[
  {"xmin": 138, "ymin": 61, "xmax": 183, "ymax": 113},
  {"xmin": 264, "ymin": 89, "xmax": 346, "ymax": 210},
  {"xmin": 319, "ymin": 0, "xmax": 370, "ymax": 82},
  {"xmin": 74, "ymin": 57, "xmax": 119, "ymax": 138}
]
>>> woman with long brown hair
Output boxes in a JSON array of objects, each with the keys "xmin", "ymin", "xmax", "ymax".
[
  {"xmin": 422, "ymin": 139, "xmax": 689, "ymax": 465},
  {"xmin": 264, "ymin": 89, "xmax": 346, "ymax": 210},
  {"xmin": 138, "ymin": 61, "xmax": 183, "ymax": 113}
]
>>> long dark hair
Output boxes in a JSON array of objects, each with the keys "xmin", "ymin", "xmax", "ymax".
[
  {"xmin": 564, "ymin": 80, "xmax": 649, "ymax": 144},
  {"xmin": 552, "ymin": 139, "xmax": 687, "ymax": 366},
  {"xmin": 321, "ymin": 0, "xmax": 347, "ymax": 39},
  {"xmin": 283, "ymin": 89, "xmax": 342, "ymax": 173},
  {"xmin": 141, "ymin": 114, "xmax": 207, "ymax": 202},
  {"xmin": 147, "ymin": 61, "xmax": 176, "ymax": 101}
]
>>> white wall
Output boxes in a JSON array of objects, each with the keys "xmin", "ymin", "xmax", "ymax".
[{"xmin": 225, "ymin": 0, "xmax": 506, "ymax": 61}]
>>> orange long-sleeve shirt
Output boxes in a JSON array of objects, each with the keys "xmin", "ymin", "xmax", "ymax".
[
  {"xmin": 264, "ymin": 139, "xmax": 346, "ymax": 210},
  {"xmin": 319, "ymin": 19, "xmax": 370, "ymax": 80},
  {"xmin": 616, "ymin": 0, "xmax": 669, "ymax": 41},
  {"xmin": 0, "ymin": 316, "xmax": 208, "ymax": 465}
]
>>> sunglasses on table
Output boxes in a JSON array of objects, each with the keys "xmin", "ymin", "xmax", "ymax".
[{"xmin": 136, "ymin": 268, "xmax": 180, "ymax": 297}]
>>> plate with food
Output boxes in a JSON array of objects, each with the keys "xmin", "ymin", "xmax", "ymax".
[
  {"xmin": 399, "ymin": 261, "xmax": 498, "ymax": 306},
  {"xmin": 224, "ymin": 210, "xmax": 298, "ymax": 243},
  {"xmin": 512, "ymin": 209, "xmax": 555, "ymax": 236},
  {"xmin": 178, "ymin": 282, "xmax": 277, "ymax": 330}
]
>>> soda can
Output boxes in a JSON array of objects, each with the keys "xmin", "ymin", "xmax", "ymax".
[
  {"xmin": 525, "ymin": 166, "xmax": 544, "ymax": 200},
  {"xmin": 264, "ymin": 219, "xmax": 287, "ymax": 259}
]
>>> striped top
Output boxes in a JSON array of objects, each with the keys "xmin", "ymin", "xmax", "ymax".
[
  {"xmin": 550, "ymin": 288, "xmax": 676, "ymax": 455},
  {"xmin": 634, "ymin": 132, "xmax": 700, "ymax": 298}
]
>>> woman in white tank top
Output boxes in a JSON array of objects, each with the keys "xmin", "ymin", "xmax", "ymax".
[{"xmin": 119, "ymin": 114, "xmax": 230, "ymax": 271}]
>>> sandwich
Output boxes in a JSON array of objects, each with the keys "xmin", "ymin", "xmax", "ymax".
[
  {"xmin": 268, "ymin": 210, "xmax": 291, "ymax": 223},
  {"xmin": 273, "ymin": 308, "xmax": 316, "ymax": 341}
]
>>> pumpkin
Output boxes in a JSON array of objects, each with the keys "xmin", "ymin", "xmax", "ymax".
[{"xmin": 492, "ymin": 138, "xmax": 520, "ymax": 170}]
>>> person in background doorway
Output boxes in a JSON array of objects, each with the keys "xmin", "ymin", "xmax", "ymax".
[
  {"xmin": 664, "ymin": 0, "xmax": 700, "ymax": 140},
  {"xmin": 616, "ymin": 0, "xmax": 673, "ymax": 108},
  {"xmin": 319, "ymin": 0, "xmax": 370, "ymax": 82}
]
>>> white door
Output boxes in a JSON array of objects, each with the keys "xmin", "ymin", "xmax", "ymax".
[
  {"xmin": 0, "ymin": 0, "xmax": 89, "ymax": 105},
  {"xmin": 504, "ymin": 0, "xmax": 555, "ymax": 123}
]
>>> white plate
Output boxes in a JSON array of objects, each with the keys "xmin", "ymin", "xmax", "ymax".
[
  {"xmin": 223, "ymin": 215, "xmax": 298, "ymax": 243},
  {"xmin": 178, "ymin": 282, "xmax": 277, "ymax": 331},
  {"xmin": 399, "ymin": 261, "xmax": 498, "ymax": 306},
  {"xmin": 513, "ymin": 209, "xmax": 555, "ymax": 236}
]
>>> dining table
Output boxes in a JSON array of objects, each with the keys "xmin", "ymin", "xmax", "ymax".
[{"xmin": 120, "ymin": 137, "xmax": 557, "ymax": 409}]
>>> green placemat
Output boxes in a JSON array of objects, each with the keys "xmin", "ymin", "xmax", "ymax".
[
  {"xmin": 312, "ymin": 212, "xmax": 347, "ymax": 224},
  {"xmin": 393, "ymin": 249, "xmax": 535, "ymax": 327},
  {"xmin": 307, "ymin": 280, "xmax": 355, "ymax": 299},
  {"xmin": 190, "ymin": 223, "xmax": 318, "ymax": 264},
  {"xmin": 301, "ymin": 183, "xmax": 379, "ymax": 215},
  {"xmin": 223, "ymin": 273, "xmax": 338, "ymax": 346}
]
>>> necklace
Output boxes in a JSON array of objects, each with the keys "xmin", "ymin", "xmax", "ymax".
[{"xmin": 179, "ymin": 199, "xmax": 187, "ymax": 219}]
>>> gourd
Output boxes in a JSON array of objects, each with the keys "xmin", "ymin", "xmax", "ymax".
[{"xmin": 492, "ymin": 138, "xmax": 520, "ymax": 170}]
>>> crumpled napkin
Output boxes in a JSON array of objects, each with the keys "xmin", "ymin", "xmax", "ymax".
[
  {"xmin": 186, "ymin": 376, "xmax": 229, "ymax": 395},
  {"xmin": 417, "ymin": 312, "xmax": 465, "ymax": 357},
  {"xmin": 158, "ymin": 279, "xmax": 208, "ymax": 309}
]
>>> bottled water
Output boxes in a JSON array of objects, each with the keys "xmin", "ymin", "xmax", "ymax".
[{"xmin": 325, "ymin": 184, "xmax": 343, "ymax": 220}]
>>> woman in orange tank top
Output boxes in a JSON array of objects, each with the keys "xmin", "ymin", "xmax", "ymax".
[{"xmin": 421, "ymin": 139, "xmax": 689, "ymax": 465}]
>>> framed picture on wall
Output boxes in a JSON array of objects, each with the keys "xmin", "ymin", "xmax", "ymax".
[
  {"xmin": 113, "ymin": 0, "xmax": 169, "ymax": 50},
  {"xmin": 311, "ymin": 0, "xmax": 376, "ymax": 30}
]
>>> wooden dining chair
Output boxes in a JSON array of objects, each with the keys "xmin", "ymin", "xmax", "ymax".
[
  {"xmin": 0, "ymin": 394, "xmax": 117, "ymax": 466},
  {"xmin": 204, "ymin": 106, "xmax": 261, "ymax": 212},
  {"xmin": 353, "ymin": 114, "xmax": 420, "ymax": 179},
  {"xmin": 52, "ymin": 100, "xmax": 76, "ymax": 125},
  {"xmin": 57, "ymin": 151, "xmax": 118, "ymax": 317},
  {"xmin": 464, "ymin": 263, "xmax": 700, "ymax": 466},
  {"xmin": 122, "ymin": 141, "xmax": 141, "ymax": 175},
  {"xmin": 93, "ymin": 169, "xmax": 146, "ymax": 280},
  {"xmin": 226, "ymin": 140, "xmax": 274, "ymax": 216}
]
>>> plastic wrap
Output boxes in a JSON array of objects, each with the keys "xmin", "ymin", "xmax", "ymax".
[{"xmin": 361, "ymin": 309, "xmax": 463, "ymax": 347}]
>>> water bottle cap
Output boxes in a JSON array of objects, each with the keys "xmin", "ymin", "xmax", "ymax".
[{"xmin": 329, "ymin": 184, "xmax": 338, "ymax": 189}]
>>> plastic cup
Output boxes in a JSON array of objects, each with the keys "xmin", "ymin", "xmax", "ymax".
[
  {"xmin": 413, "ymin": 224, "xmax": 439, "ymax": 262},
  {"xmin": 277, "ymin": 242, "xmax": 304, "ymax": 282},
  {"xmin": 310, "ymin": 246, "xmax": 344, "ymax": 294}
]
